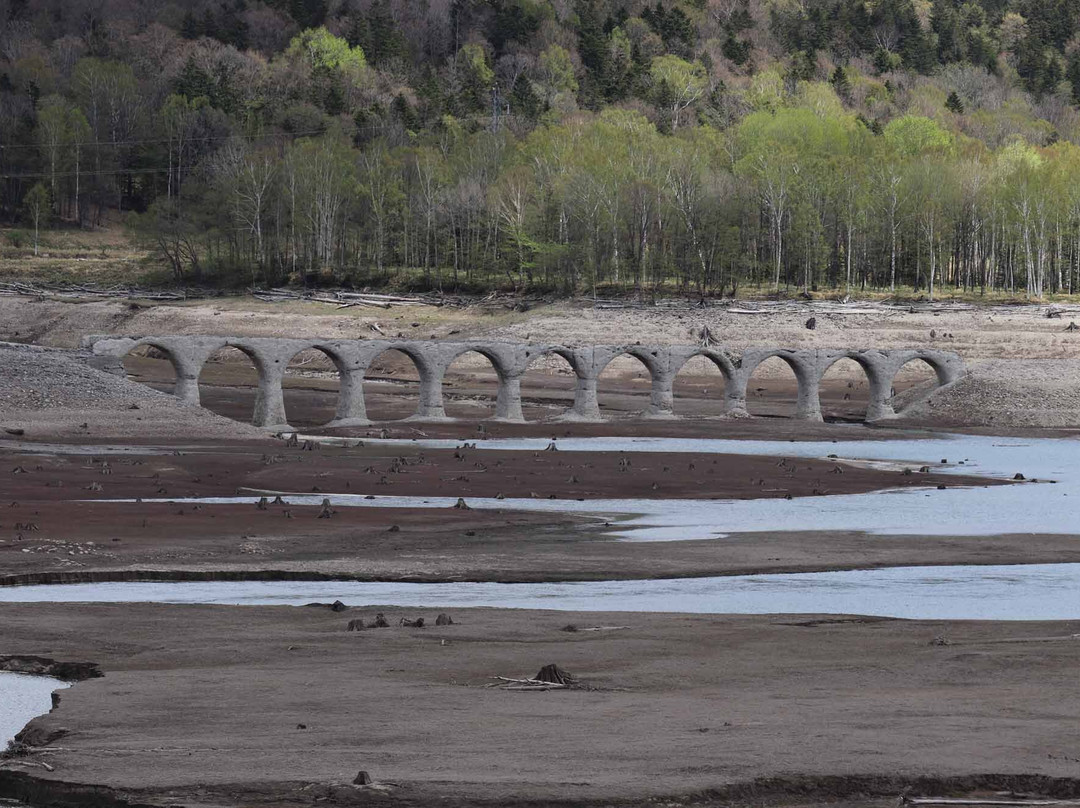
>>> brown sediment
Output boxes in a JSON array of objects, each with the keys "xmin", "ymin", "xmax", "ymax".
[
  {"xmin": 0, "ymin": 435, "xmax": 1022, "ymax": 586},
  {"xmin": 0, "ymin": 439, "xmax": 999, "ymax": 502},
  {"xmin": 6, "ymin": 771, "xmax": 1080, "ymax": 808}
]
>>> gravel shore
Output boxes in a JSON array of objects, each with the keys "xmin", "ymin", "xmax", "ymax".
[{"xmin": 0, "ymin": 342, "xmax": 265, "ymax": 440}]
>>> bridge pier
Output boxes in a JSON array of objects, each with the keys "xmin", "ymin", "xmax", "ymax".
[
  {"xmin": 494, "ymin": 374, "xmax": 525, "ymax": 422},
  {"xmin": 564, "ymin": 374, "xmax": 602, "ymax": 422},
  {"xmin": 326, "ymin": 366, "xmax": 370, "ymax": 427},
  {"xmin": 794, "ymin": 373, "xmax": 823, "ymax": 422},
  {"xmin": 412, "ymin": 364, "xmax": 449, "ymax": 421},
  {"xmin": 253, "ymin": 363, "xmax": 289, "ymax": 429},
  {"xmin": 645, "ymin": 369, "xmax": 677, "ymax": 419},
  {"xmin": 864, "ymin": 363, "xmax": 896, "ymax": 421}
]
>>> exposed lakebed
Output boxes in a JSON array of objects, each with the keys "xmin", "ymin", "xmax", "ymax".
[{"xmin": 122, "ymin": 433, "xmax": 1075, "ymax": 539}]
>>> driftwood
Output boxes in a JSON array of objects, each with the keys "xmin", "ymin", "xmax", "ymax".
[
  {"xmin": 0, "ymin": 281, "xmax": 190, "ymax": 301},
  {"xmin": 489, "ymin": 676, "xmax": 568, "ymax": 691},
  {"xmin": 0, "ymin": 759, "xmax": 55, "ymax": 772},
  {"xmin": 490, "ymin": 663, "xmax": 578, "ymax": 691},
  {"xmin": 252, "ymin": 288, "xmax": 439, "ymax": 309}
]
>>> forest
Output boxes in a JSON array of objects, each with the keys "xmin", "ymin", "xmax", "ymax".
[{"xmin": 6, "ymin": 0, "xmax": 1080, "ymax": 298}]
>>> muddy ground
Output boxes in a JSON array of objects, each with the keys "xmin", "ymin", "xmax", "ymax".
[
  {"xmin": 0, "ymin": 431, "xmax": 1025, "ymax": 587},
  {"xmin": 3, "ymin": 296, "xmax": 1080, "ymax": 807},
  {"xmin": 5, "ymin": 603, "xmax": 1080, "ymax": 808}
]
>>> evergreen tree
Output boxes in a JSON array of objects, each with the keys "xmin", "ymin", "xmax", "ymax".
[
  {"xmin": 509, "ymin": 73, "xmax": 541, "ymax": 121},
  {"xmin": 945, "ymin": 90, "xmax": 965, "ymax": 114},
  {"xmin": 830, "ymin": 65, "xmax": 851, "ymax": 101},
  {"xmin": 180, "ymin": 11, "xmax": 201, "ymax": 40},
  {"xmin": 722, "ymin": 36, "xmax": 752, "ymax": 66}
]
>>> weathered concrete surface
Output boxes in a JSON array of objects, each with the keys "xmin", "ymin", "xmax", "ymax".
[{"xmin": 83, "ymin": 335, "xmax": 965, "ymax": 429}]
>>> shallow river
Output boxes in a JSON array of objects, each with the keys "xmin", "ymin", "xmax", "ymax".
[{"xmin": 4, "ymin": 563, "xmax": 1080, "ymax": 620}]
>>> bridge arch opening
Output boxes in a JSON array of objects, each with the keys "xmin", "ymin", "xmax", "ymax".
[
  {"xmin": 818, "ymin": 357, "xmax": 872, "ymax": 422},
  {"xmin": 520, "ymin": 351, "xmax": 578, "ymax": 421},
  {"xmin": 889, "ymin": 357, "xmax": 944, "ymax": 415},
  {"xmin": 442, "ymin": 350, "xmax": 501, "ymax": 420},
  {"xmin": 597, "ymin": 353, "xmax": 655, "ymax": 419},
  {"xmin": 672, "ymin": 355, "xmax": 727, "ymax": 418},
  {"xmin": 745, "ymin": 355, "xmax": 800, "ymax": 418},
  {"xmin": 120, "ymin": 343, "xmax": 178, "ymax": 396},
  {"xmin": 362, "ymin": 348, "xmax": 422, "ymax": 422},
  {"xmin": 282, "ymin": 347, "xmax": 343, "ymax": 428},
  {"xmin": 197, "ymin": 345, "xmax": 260, "ymax": 424}
]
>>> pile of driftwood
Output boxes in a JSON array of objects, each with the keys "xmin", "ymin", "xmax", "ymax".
[
  {"xmin": 0, "ymin": 281, "xmax": 192, "ymax": 300},
  {"xmin": 251, "ymin": 288, "xmax": 442, "ymax": 309},
  {"xmin": 489, "ymin": 664, "xmax": 578, "ymax": 692},
  {"xmin": 591, "ymin": 297, "xmax": 1080, "ymax": 317},
  {"xmin": 250, "ymin": 287, "xmax": 556, "ymax": 311}
]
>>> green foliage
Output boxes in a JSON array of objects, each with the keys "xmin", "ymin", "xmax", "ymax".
[
  {"xmin": 9, "ymin": 0, "xmax": 1080, "ymax": 299},
  {"xmin": 452, "ymin": 44, "xmax": 494, "ymax": 114},
  {"xmin": 287, "ymin": 27, "xmax": 367, "ymax": 74},
  {"xmin": 539, "ymin": 45, "xmax": 578, "ymax": 105},
  {"xmin": 883, "ymin": 116, "xmax": 953, "ymax": 156}
]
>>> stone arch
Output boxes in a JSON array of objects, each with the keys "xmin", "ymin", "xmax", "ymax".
[
  {"xmin": 440, "ymin": 348, "xmax": 505, "ymax": 419},
  {"xmin": 595, "ymin": 349, "xmax": 660, "ymax": 419},
  {"xmin": 817, "ymin": 353, "xmax": 878, "ymax": 422},
  {"xmin": 519, "ymin": 348, "xmax": 581, "ymax": 421},
  {"xmin": 522, "ymin": 347, "xmax": 582, "ymax": 377},
  {"xmin": 741, "ymin": 351, "xmax": 807, "ymax": 418},
  {"xmin": 281, "ymin": 344, "xmax": 347, "ymax": 428},
  {"xmin": 197, "ymin": 343, "xmax": 263, "ymax": 424},
  {"xmin": 888, "ymin": 354, "xmax": 952, "ymax": 415},
  {"xmin": 443, "ymin": 344, "xmax": 513, "ymax": 381},
  {"xmin": 119, "ymin": 339, "xmax": 181, "ymax": 396},
  {"xmin": 671, "ymin": 350, "xmax": 733, "ymax": 418},
  {"xmin": 361, "ymin": 346, "xmax": 426, "ymax": 422}
]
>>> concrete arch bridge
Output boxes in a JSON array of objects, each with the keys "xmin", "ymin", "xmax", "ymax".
[{"xmin": 84, "ymin": 335, "xmax": 965, "ymax": 430}]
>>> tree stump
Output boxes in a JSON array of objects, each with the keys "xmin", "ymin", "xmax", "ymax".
[{"xmin": 534, "ymin": 664, "xmax": 576, "ymax": 685}]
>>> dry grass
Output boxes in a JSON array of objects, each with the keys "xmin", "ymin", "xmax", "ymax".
[{"xmin": 0, "ymin": 225, "xmax": 164, "ymax": 286}]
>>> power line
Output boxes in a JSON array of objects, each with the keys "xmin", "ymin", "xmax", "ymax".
[
  {"xmin": 0, "ymin": 119, "xmax": 407, "ymax": 153},
  {"xmin": 0, "ymin": 128, "xmax": 321, "ymax": 152},
  {"xmin": 0, "ymin": 166, "xmax": 173, "ymax": 180}
]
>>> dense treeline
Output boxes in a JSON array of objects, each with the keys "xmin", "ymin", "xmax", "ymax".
[{"xmin": 6, "ymin": 0, "xmax": 1080, "ymax": 296}]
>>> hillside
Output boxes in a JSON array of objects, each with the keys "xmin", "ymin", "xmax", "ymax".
[{"xmin": 5, "ymin": 0, "xmax": 1080, "ymax": 298}]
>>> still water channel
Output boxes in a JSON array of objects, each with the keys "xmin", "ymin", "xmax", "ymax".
[{"xmin": 0, "ymin": 672, "xmax": 68, "ymax": 747}]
